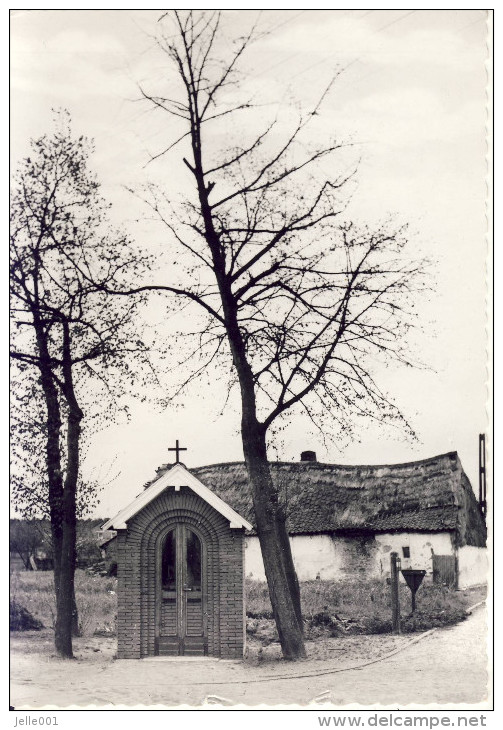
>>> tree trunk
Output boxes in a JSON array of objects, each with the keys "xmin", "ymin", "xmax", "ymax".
[
  {"xmin": 242, "ymin": 418, "xmax": 305, "ymax": 658},
  {"xmin": 33, "ymin": 315, "xmax": 69, "ymax": 655},
  {"xmin": 54, "ymin": 323, "xmax": 83, "ymax": 658},
  {"xmin": 54, "ymin": 408, "xmax": 81, "ymax": 656}
]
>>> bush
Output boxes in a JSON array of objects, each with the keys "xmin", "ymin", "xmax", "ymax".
[
  {"xmin": 246, "ymin": 617, "xmax": 278, "ymax": 644},
  {"xmin": 10, "ymin": 599, "xmax": 43, "ymax": 631},
  {"xmin": 401, "ymin": 606, "xmax": 467, "ymax": 632}
]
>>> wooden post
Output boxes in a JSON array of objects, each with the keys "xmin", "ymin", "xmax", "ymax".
[
  {"xmin": 479, "ymin": 434, "xmax": 487, "ymax": 517},
  {"xmin": 390, "ymin": 552, "xmax": 401, "ymax": 634}
]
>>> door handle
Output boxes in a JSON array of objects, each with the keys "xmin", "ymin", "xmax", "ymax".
[{"xmin": 183, "ymin": 586, "xmax": 192, "ymax": 591}]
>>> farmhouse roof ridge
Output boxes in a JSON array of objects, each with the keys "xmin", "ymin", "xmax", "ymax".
[{"xmin": 188, "ymin": 450, "xmax": 460, "ymax": 474}]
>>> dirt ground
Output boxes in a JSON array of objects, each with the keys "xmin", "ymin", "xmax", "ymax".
[{"xmin": 10, "ymin": 602, "xmax": 490, "ymax": 709}]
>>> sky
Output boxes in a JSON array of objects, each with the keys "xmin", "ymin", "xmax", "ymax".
[{"xmin": 10, "ymin": 9, "xmax": 490, "ymax": 518}]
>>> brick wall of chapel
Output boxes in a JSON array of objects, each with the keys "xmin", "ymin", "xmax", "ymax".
[{"xmin": 116, "ymin": 486, "xmax": 245, "ymax": 659}]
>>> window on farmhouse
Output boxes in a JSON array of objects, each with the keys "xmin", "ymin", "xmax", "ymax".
[{"xmin": 402, "ymin": 546, "xmax": 410, "ymax": 558}]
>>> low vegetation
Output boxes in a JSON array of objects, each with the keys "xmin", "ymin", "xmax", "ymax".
[
  {"xmin": 10, "ymin": 598, "xmax": 44, "ymax": 631},
  {"xmin": 10, "ymin": 569, "xmax": 117, "ymax": 637},
  {"xmin": 10, "ymin": 570, "xmax": 483, "ymax": 645},
  {"xmin": 246, "ymin": 578, "xmax": 483, "ymax": 643}
]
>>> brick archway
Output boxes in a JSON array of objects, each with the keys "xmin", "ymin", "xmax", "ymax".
[{"xmin": 140, "ymin": 500, "xmax": 221, "ymax": 657}]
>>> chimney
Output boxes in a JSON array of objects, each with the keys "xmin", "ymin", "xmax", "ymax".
[{"xmin": 300, "ymin": 450, "xmax": 317, "ymax": 462}]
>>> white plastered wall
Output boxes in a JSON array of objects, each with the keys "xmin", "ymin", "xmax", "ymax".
[
  {"xmin": 244, "ymin": 531, "xmax": 457, "ymax": 581},
  {"xmin": 374, "ymin": 532, "xmax": 454, "ymax": 577},
  {"xmin": 457, "ymin": 545, "xmax": 488, "ymax": 588},
  {"xmin": 245, "ymin": 535, "xmax": 339, "ymax": 581}
]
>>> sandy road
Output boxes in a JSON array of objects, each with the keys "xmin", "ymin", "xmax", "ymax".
[{"xmin": 11, "ymin": 604, "xmax": 490, "ymax": 709}]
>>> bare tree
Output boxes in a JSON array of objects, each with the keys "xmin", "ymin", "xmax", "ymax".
[
  {"xmin": 10, "ymin": 111, "xmax": 152, "ymax": 657},
  {"xmin": 109, "ymin": 11, "xmax": 426, "ymax": 659}
]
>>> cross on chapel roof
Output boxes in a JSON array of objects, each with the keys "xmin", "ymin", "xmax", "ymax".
[{"xmin": 168, "ymin": 439, "xmax": 187, "ymax": 463}]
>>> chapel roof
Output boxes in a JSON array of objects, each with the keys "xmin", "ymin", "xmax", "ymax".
[{"xmin": 101, "ymin": 462, "xmax": 252, "ymax": 533}]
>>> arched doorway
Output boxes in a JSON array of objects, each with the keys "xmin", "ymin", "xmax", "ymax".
[{"xmin": 157, "ymin": 524, "xmax": 206, "ymax": 656}]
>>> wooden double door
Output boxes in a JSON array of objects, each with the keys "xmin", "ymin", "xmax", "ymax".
[{"xmin": 157, "ymin": 524, "xmax": 206, "ymax": 656}]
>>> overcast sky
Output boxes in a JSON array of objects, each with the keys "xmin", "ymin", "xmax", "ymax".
[{"xmin": 10, "ymin": 9, "xmax": 490, "ymax": 517}]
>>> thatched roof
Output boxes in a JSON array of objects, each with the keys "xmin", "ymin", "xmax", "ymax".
[{"xmin": 150, "ymin": 451, "xmax": 486, "ymax": 546}]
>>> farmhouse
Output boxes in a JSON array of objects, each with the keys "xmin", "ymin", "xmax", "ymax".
[
  {"xmin": 189, "ymin": 450, "xmax": 487, "ymax": 590},
  {"xmin": 100, "ymin": 449, "xmax": 486, "ymax": 658}
]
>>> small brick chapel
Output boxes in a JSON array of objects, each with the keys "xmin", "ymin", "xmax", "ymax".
[{"xmin": 100, "ymin": 443, "xmax": 251, "ymax": 659}]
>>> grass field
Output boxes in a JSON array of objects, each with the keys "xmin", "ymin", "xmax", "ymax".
[
  {"xmin": 10, "ymin": 569, "xmax": 484, "ymax": 641},
  {"xmin": 10, "ymin": 569, "xmax": 117, "ymax": 637}
]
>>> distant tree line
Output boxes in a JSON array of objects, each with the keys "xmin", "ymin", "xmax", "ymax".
[{"xmin": 10, "ymin": 518, "xmax": 106, "ymax": 571}]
